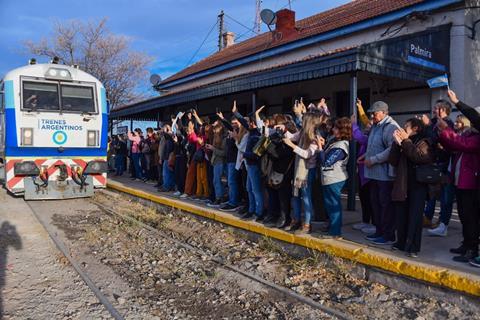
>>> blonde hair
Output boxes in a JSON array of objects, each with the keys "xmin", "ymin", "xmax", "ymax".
[
  {"xmin": 300, "ymin": 113, "xmax": 325, "ymax": 149},
  {"xmin": 456, "ymin": 114, "xmax": 471, "ymax": 128}
]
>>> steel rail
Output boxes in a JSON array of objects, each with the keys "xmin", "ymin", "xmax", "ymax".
[
  {"xmin": 26, "ymin": 201, "xmax": 125, "ymax": 320},
  {"xmin": 91, "ymin": 199, "xmax": 353, "ymax": 320}
]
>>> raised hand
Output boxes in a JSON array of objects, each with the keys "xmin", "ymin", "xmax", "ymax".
[
  {"xmin": 216, "ymin": 111, "xmax": 224, "ymax": 120},
  {"xmin": 350, "ymin": 113, "xmax": 357, "ymax": 124},
  {"xmin": 447, "ymin": 90, "xmax": 459, "ymax": 104},
  {"xmin": 255, "ymin": 105, "xmax": 266, "ymax": 115},
  {"xmin": 421, "ymin": 114, "xmax": 431, "ymax": 126},
  {"xmin": 437, "ymin": 118, "xmax": 448, "ymax": 131},
  {"xmin": 232, "ymin": 100, "xmax": 237, "ymax": 113}
]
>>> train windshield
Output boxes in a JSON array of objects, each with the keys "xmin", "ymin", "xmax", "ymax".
[
  {"xmin": 60, "ymin": 85, "xmax": 95, "ymax": 113},
  {"xmin": 22, "ymin": 82, "xmax": 60, "ymax": 111}
]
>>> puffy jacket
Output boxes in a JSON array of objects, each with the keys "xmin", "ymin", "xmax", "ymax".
[{"xmin": 439, "ymin": 128, "xmax": 480, "ymax": 190}]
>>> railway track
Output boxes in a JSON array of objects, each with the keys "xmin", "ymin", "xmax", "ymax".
[
  {"xmin": 90, "ymin": 199, "xmax": 353, "ymax": 320},
  {"xmin": 26, "ymin": 200, "xmax": 125, "ymax": 320}
]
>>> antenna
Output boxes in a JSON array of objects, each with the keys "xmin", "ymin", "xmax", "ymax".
[
  {"xmin": 254, "ymin": 0, "xmax": 262, "ymax": 34},
  {"xmin": 260, "ymin": 9, "xmax": 277, "ymax": 31},
  {"xmin": 149, "ymin": 74, "xmax": 162, "ymax": 86},
  {"xmin": 218, "ymin": 10, "xmax": 225, "ymax": 51}
]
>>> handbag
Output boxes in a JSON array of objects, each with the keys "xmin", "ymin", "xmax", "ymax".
[
  {"xmin": 415, "ymin": 163, "xmax": 444, "ymax": 184},
  {"xmin": 253, "ymin": 134, "xmax": 271, "ymax": 157},
  {"xmin": 268, "ymin": 159, "xmax": 294, "ymax": 189}
]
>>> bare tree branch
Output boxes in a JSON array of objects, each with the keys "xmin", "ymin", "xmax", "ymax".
[{"xmin": 23, "ymin": 18, "xmax": 153, "ymax": 109}]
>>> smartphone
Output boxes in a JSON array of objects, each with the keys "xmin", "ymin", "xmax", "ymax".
[
  {"xmin": 216, "ymin": 107, "xmax": 220, "ymax": 113},
  {"xmin": 294, "ymin": 99, "xmax": 299, "ymax": 106}
]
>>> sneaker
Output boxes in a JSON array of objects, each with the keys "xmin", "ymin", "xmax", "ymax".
[
  {"xmin": 296, "ymin": 224, "xmax": 311, "ymax": 235},
  {"xmin": 145, "ymin": 180, "xmax": 156, "ymax": 185},
  {"xmin": 360, "ymin": 225, "xmax": 376, "ymax": 235},
  {"xmin": 180, "ymin": 193, "xmax": 189, "ymax": 199},
  {"xmin": 241, "ymin": 212, "xmax": 255, "ymax": 220},
  {"xmin": 352, "ymin": 222, "xmax": 369, "ymax": 231},
  {"xmin": 255, "ymin": 215, "xmax": 265, "ymax": 222},
  {"xmin": 219, "ymin": 204, "xmax": 239, "ymax": 212},
  {"xmin": 469, "ymin": 257, "xmax": 480, "ymax": 268},
  {"xmin": 207, "ymin": 199, "xmax": 222, "ymax": 208},
  {"xmin": 173, "ymin": 191, "xmax": 182, "ymax": 196},
  {"xmin": 407, "ymin": 252, "xmax": 418, "ymax": 258},
  {"xmin": 285, "ymin": 221, "xmax": 301, "ymax": 232},
  {"xmin": 365, "ymin": 233, "xmax": 381, "ymax": 241},
  {"xmin": 427, "ymin": 223, "xmax": 448, "ymax": 237},
  {"xmin": 372, "ymin": 237, "xmax": 394, "ymax": 245}
]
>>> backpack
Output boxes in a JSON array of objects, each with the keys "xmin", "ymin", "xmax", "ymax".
[{"xmin": 140, "ymin": 137, "xmax": 151, "ymax": 154}]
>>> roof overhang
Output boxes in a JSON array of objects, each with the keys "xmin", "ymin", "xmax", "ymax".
[
  {"xmin": 158, "ymin": 0, "xmax": 461, "ymax": 89},
  {"xmin": 112, "ymin": 24, "xmax": 451, "ymax": 120}
]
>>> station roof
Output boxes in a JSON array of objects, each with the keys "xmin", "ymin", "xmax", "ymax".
[{"xmin": 159, "ymin": 0, "xmax": 438, "ymax": 87}]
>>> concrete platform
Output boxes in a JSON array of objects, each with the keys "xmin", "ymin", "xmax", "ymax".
[{"xmin": 107, "ymin": 175, "xmax": 480, "ymax": 297}]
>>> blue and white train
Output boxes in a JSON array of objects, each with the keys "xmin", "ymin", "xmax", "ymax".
[{"xmin": 0, "ymin": 59, "xmax": 108, "ymax": 199}]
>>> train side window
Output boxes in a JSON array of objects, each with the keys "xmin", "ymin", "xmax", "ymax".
[
  {"xmin": 22, "ymin": 82, "xmax": 60, "ymax": 111},
  {"xmin": 60, "ymin": 85, "xmax": 95, "ymax": 113}
]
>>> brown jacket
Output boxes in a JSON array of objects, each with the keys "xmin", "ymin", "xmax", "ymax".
[{"xmin": 388, "ymin": 135, "xmax": 434, "ymax": 202}]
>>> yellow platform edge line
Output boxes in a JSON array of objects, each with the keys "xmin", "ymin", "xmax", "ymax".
[{"xmin": 107, "ymin": 181, "xmax": 480, "ymax": 297}]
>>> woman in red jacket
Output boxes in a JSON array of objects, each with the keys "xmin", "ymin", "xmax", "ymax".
[{"xmin": 437, "ymin": 118, "xmax": 480, "ymax": 265}]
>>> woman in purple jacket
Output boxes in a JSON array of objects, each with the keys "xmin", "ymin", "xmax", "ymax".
[{"xmin": 438, "ymin": 118, "xmax": 480, "ymax": 265}]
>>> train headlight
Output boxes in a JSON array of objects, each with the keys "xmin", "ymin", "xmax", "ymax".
[
  {"xmin": 21, "ymin": 128, "xmax": 34, "ymax": 146},
  {"xmin": 87, "ymin": 130, "xmax": 98, "ymax": 146},
  {"xmin": 84, "ymin": 160, "xmax": 108, "ymax": 174},
  {"xmin": 14, "ymin": 161, "xmax": 40, "ymax": 176},
  {"xmin": 45, "ymin": 68, "xmax": 72, "ymax": 80}
]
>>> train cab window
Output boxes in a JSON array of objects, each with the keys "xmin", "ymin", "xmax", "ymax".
[
  {"xmin": 60, "ymin": 85, "xmax": 95, "ymax": 113},
  {"xmin": 22, "ymin": 82, "xmax": 60, "ymax": 111}
]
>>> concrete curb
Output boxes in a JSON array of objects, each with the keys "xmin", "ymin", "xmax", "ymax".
[{"xmin": 107, "ymin": 180, "xmax": 480, "ymax": 297}]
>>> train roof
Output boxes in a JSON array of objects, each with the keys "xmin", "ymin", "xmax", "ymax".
[{"xmin": 3, "ymin": 63, "xmax": 103, "ymax": 86}]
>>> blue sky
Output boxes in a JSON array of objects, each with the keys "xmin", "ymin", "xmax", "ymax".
[{"xmin": 0, "ymin": 0, "xmax": 350, "ymax": 82}]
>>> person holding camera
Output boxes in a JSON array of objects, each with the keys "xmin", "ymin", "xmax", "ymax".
[{"xmin": 283, "ymin": 112, "xmax": 324, "ymax": 233}]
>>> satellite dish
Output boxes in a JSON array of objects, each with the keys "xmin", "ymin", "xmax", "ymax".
[
  {"xmin": 260, "ymin": 9, "xmax": 277, "ymax": 26},
  {"xmin": 150, "ymin": 74, "xmax": 162, "ymax": 86}
]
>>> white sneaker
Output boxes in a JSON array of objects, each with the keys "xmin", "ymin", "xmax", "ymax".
[
  {"xmin": 352, "ymin": 222, "xmax": 369, "ymax": 230},
  {"xmin": 361, "ymin": 225, "xmax": 376, "ymax": 234},
  {"xmin": 427, "ymin": 223, "xmax": 448, "ymax": 237},
  {"xmin": 173, "ymin": 191, "xmax": 182, "ymax": 196},
  {"xmin": 180, "ymin": 193, "xmax": 188, "ymax": 198}
]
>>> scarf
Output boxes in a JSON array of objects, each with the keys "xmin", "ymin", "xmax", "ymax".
[{"xmin": 292, "ymin": 135, "xmax": 309, "ymax": 196}]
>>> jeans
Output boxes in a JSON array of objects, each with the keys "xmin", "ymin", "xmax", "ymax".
[
  {"xmin": 292, "ymin": 168, "xmax": 316, "ymax": 225},
  {"xmin": 424, "ymin": 182, "xmax": 454, "ymax": 225},
  {"xmin": 162, "ymin": 160, "xmax": 175, "ymax": 190},
  {"xmin": 246, "ymin": 164, "xmax": 264, "ymax": 216},
  {"xmin": 131, "ymin": 153, "xmax": 144, "ymax": 179},
  {"xmin": 227, "ymin": 162, "xmax": 239, "ymax": 206},
  {"xmin": 115, "ymin": 155, "xmax": 126, "ymax": 175},
  {"xmin": 323, "ymin": 180, "xmax": 346, "ymax": 236},
  {"xmin": 213, "ymin": 163, "xmax": 225, "ymax": 200}
]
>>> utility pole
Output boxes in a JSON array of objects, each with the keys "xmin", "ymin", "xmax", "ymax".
[
  {"xmin": 254, "ymin": 0, "xmax": 262, "ymax": 34},
  {"xmin": 218, "ymin": 10, "xmax": 224, "ymax": 51}
]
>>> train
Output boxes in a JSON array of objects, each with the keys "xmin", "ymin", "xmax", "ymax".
[{"xmin": 0, "ymin": 58, "xmax": 108, "ymax": 199}]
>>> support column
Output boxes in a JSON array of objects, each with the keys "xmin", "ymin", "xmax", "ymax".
[
  {"xmin": 251, "ymin": 91, "xmax": 257, "ymax": 113},
  {"xmin": 347, "ymin": 72, "xmax": 358, "ymax": 211},
  {"xmin": 130, "ymin": 119, "xmax": 133, "ymax": 131},
  {"xmin": 157, "ymin": 112, "xmax": 161, "ymax": 129}
]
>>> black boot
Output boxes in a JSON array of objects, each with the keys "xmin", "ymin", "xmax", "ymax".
[
  {"xmin": 450, "ymin": 243, "xmax": 466, "ymax": 255},
  {"xmin": 263, "ymin": 215, "xmax": 277, "ymax": 227},
  {"xmin": 452, "ymin": 249, "xmax": 478, "ymax": 263}
]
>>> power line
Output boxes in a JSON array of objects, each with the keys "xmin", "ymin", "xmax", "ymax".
[
  {"xmin": 185, "ymin": 20, "xmax": 219, "ymax": 68},
  {"xmin": 224, "ymin": 13, "xmax": 259, "ymax": 35}
]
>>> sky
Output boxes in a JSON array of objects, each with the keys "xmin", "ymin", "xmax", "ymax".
[{"xmin": 0, "ymin": 0, "xmax": 351, "ymax": 82}]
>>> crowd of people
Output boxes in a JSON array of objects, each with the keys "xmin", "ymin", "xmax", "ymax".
[{"xmin": 107, "ymin": 89, "xmax": 480, "ymax": 267}]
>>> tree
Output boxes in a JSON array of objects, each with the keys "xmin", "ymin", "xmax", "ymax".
[{"xmin": 24, "ymin": 18, "xmax": 153, "ymax": 109}]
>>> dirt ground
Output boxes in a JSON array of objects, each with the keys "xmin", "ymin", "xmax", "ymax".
[{"xmin": 0, "ymin": 190, "xmax": 111, "ymax": 319}]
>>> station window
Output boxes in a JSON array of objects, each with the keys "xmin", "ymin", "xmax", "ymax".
[
  {"xmin": 22, "ymin": 82, "xmax": 60, "ymax": 111},
  {"xmin": 60, "ymin": 85, "xmax": 95, "ymax": 113}
]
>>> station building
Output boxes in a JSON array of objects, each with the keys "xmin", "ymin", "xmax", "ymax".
[{"xmin": 110, "ymin": 0, "xmax": 480, "ymax": 126}]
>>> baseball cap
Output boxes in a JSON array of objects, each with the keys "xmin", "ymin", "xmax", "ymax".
[{"xmin": 367, "ymin": 101, "xmax": 389, "ymax": 113}]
